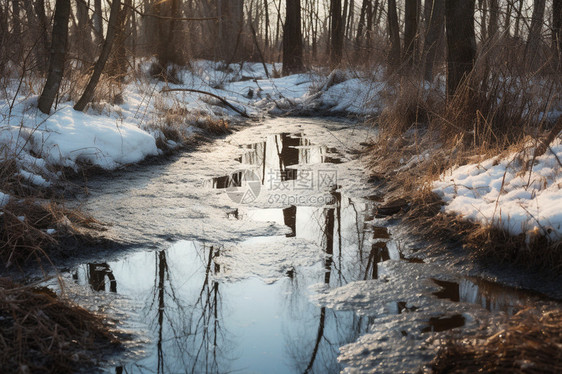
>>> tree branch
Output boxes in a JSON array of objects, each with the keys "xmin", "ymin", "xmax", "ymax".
[
  {"xmin": 122, "ymin": 2, "xmax": 218, "ymax": 22},
  {"xmin": 161, "ymin": 88, "xmax": 251, "ymax": 118}
]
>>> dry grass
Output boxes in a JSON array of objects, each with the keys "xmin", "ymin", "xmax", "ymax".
[
  {"xmin": 367, "ymin": 53, "xmax": 561, "ymax": 272},
  {"xmin": 0, "ymin": 198, "xmax": 101, "ymax": 268},
  {"xmin": 0, "ymin": 278, "xmax": 120, "ymax": 373},
  {"xmin": 429, "ymin": 307, "xmax": 562, "ymax": 373}
]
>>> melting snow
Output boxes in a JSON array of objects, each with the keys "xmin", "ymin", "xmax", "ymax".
[{"xmin": 433, "ymin": 138, "xmax": 562, "ymax": 241}]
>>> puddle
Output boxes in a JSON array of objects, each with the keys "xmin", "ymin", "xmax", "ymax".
[
  {"xmin": 431, "ymin": 277, "xmax": 541, "ymax": 315},
  {"xmin": 45, "ymin": 118, "xmax": 559, "ymax": 373},
  {"xmin": 211, "ymin": 133, "xmax": 342, "ymax": 194},
  {"xmin": 421, "ymin": 314, "xmax": 466, "ymax": 333},
  {"xmin": 66, "ymin": 188, "xmax": 374, "ymax": 373}
]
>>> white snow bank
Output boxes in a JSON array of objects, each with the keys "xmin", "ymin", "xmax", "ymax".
[
  {"xmin": 0, "ymin": 97, "xmax": 158, "ymax": 182},
  {"xmin": 433, "ymin": 136, "xmax": 562, "ymax": 241}
]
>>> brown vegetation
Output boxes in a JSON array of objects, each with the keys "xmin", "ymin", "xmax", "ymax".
[
  {"xmin": 0, "ymin": 198, "xmax": 102, "ymax": 268},
  {"xmin": 0, "ymin": 278, "xmax": 120, "ymax": 373},
  {"xmin": 429, "ymin": 307, "xmax": 562, "ymax": 373}
]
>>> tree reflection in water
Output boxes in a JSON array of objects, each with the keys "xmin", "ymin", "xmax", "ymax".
[
  {"xmin": 287, "ymin": 191, "xmax": 370, "ymax": 374},
  {"xmin": 144, "ymin": 244, "xmax": 229, "ymax": 374}
]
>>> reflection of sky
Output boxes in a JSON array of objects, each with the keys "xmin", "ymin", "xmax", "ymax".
[{"xmin": 72, "ymin": 191, "xmax": 372, "ymax": 373}]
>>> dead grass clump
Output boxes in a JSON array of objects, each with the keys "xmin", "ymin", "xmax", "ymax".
[
  {"xmin": 193, "ymin": 115, "xmax": 231, "ymax": 135},
  {"xmin": 429, "ymin": 307, "xmax": 562, "ymax": 373},
  {"xmin": 465, "ymin": 225, "xmax": 562, "ymax": 274},
  {"xmin": 0, "ymin": 199, "xmax": 100, "ymax": 267},
  {"xmin": 378, "ymin": 78, "xmax": 435, "ymax": 136},
  {"xmin": 0, "ymin": 278, "xmax": 119, "ymax": 373}
]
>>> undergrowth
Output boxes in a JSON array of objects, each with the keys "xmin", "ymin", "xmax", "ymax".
[
  {"xmin": 0, "ymin": 278, "xmax": 120, "ymax": 373},
  {"xmin": 368, "ymin": 56, "xmax": 562, "ymax": 272},
  {"xmin": 0, "ymin": 198, "xmax": 103, "ymax": 268},
  {"xmin": 429, "ymin": 307, "xmax": 562, "ymax": 373}
]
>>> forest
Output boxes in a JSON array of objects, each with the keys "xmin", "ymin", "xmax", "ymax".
[{"xmin": 0, "ymin": 0, "xmax": 561, "ymax": 373}]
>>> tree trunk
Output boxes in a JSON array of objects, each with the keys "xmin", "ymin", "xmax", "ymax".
[
  {"xmin": 217, "ymin": 0, "xmax": 244, "ymax": 61},
  {"xmin": 423, "ymin": 0, "xmax": 444, "ymax": 81},
  {"xmin": 283, "ymin": 0, "xmax": 304, "ymax": 75},
  {"xmin": 74, "ymin": 0, "xmax": 121, "ymax": 111},
  {"xmin": 0, "ymin": 3, "xmax": 7, "ymax": 74},
  {"xmin": 445, "ymin": 0, "xmax": 476, "ymax": 96},
  {"xmin": 554, "ymin": 0, "xmax": 562, "ymax": 69},
  {"xmin": 355, "ymin": 0, "xmax": 369, "ymax": 52},
  {"xmin": 108, "ymin": 0, "xmax": 131, "ymax": 81},
  {"xmin": 33, "ymin": 0, "xmax": 50, "ymax": 72},
  {"xmin": 330, "ymin": 0, "xmax": 344, "ymax": 67},
  {"xmin": 513, "ymin": 0, "xmax": 524, "ymax": 38},
  {"xmin": 525, "ymin": 0, "xmax": 546, "ymax": 70},
  {"xmin": 11, "ymin": 0, "xmax": 22, "ymax": 60},
  {"xmin": 403, "ymin": 0, "xmax": 418, "ymax": 66},
  {"xmin": 263, "ymin": 0, "xmax": 270, "ymax": 51},
  {"xmin": 38, "ymin": 0, "xmax": 70, "ymax": 115},
  {"xmin": 93, "ymin": 0, "xmax": 103, "ymax": 46},
  {"xmin": 75, "ymin": 0, "xmax": 93, "ymax": 61},
  {"xmin": 488, "ymin": 0, "xmax": 499, "ymax": 40},
  {"xmin": 478, "ymin": 0, "xmax": 487, "ymax": 42},
  {"xmin": 387, "ymin": 0, "xmax": 401, "ymax": 69}
]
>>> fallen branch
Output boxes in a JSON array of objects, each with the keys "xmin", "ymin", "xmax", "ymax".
[{"xmin": 161, "ymin": 88, "xmax": 251, "ymax": 118}]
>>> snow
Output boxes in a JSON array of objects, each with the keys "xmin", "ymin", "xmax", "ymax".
[
  {"xmin": 1, "ymin": 61, "xmax": 383, "ymax": 187},
  {"xmin": 433, "ymin": 138, "xmax": 562, "ymax": 241}
]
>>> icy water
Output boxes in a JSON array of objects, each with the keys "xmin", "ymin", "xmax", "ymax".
[{"xmin": 50, "ymin": 118, "xmax": 557, "ymax": 373}]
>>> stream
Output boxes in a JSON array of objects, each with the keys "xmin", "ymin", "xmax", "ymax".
[{"xmin": 43, "ymin": 118, "xmax": 558, "ymax": 373}]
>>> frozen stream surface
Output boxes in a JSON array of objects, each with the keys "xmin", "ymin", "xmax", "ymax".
[{"xmin": 47, "ymin": 118, "xmax": 557, "ymax": 373}]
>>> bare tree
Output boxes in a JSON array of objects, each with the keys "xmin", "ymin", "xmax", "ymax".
[
  {"xmin": 525, "ymin": 0, "xmax": 546, "ymax": 70},
  {"xmin": 330, "ymin": 0, "xmax": 344, "ymax": 67},
  {"xmin": 403, "ymin": 0, "xmax": 419, "ymax": 66},
  {"xmin": 554, "ymin": 0, "xmax": 562, "ymax": 69},
  {"xmin": 283, "ymin": 0, "xmax": 304, "ymax": 75},
  {"xmin": 74, "ymin": 0, "xmax": 121, "ymax": 111},
  {"xmin": 445, "ymin": 0, "xmax": 476, "ymax": 96},
  {"xmin": 387, "ymin": 0, "xmax": 401, "ymax": 69},
  {"xmin": 423, "ymin": 0, "xmax": 444, "ymax": 81},
  {"xmin": 217, "ymin": 0, "xmax": 245, "ymax": 61},
  {"xmin": 38, "ymin": 0, "xmax": 71, "ymax": 114},
  {"xmin": 93, "ymin": 0, "xmax": 103, "ymax": 46}
]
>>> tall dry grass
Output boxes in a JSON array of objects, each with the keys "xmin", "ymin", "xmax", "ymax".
[{"xmin": 368, "ymin": 40, "xmax": 562, "ymax": 271}]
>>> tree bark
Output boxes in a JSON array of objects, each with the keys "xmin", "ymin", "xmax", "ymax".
[
  {"xmin": 355, "ymin": 0, "xmax": 369, "ymax": 52},
  {"xmin": 330, "ymin": 0, "xmax": 344, "ymax": 67},
  {"xmin": 108, "ymin": 0, "xmax": 131, "ymax": 80},
  {"xmin": 387, "ymin": 0, "xmax": 401, "ymax": 69},
  {"xmin": 93, "ymin": 0, "xmax": 103, "ymax": 46},
  {"xmin": 423, "ymin": 0, "xmax": 444, "ymax": 81},
  {"xmin": 525, "ymin": 0, "xmax": 546, "ymax": 70},
  {"xmin": 554, "ymin": 0, "xmax": 562, "ymax": 69},
  {"xmin": 403, "ymin": 0, "xmax": 419, "ymax": 66},
  {"xmin": 38, "ymin": 0, "xmax": 71, "ymax": 115},
  {"xmin": 488, "ymin": 0, "xmax": 499, "ymax": 40},
  {"xmin": 217, "ymin": 0, "xmax": 244, "ymax": 61},
  {"xmin": 445, "ymin": 0, "xmax": 476, "ymax": 96},
  {"xmin": 74, "ymin": 0, "xmax": 121, "ymax": 111},
  {"xmin": 283, "ymin": 0, "xmax": 304, "ymax": 75},
  {"xmin": 33, "ymin": 0, "xmax": 50, "ymax": 71}
]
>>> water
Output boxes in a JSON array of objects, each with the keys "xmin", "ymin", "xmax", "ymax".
[{"xmin": 47, "ymin": 118, "xmax": 558, "ymax": 373}]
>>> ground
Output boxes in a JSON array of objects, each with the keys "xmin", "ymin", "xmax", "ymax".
[{"xmin": 1, "ymin": 61, "xmax": 561, "ymax": 372}]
